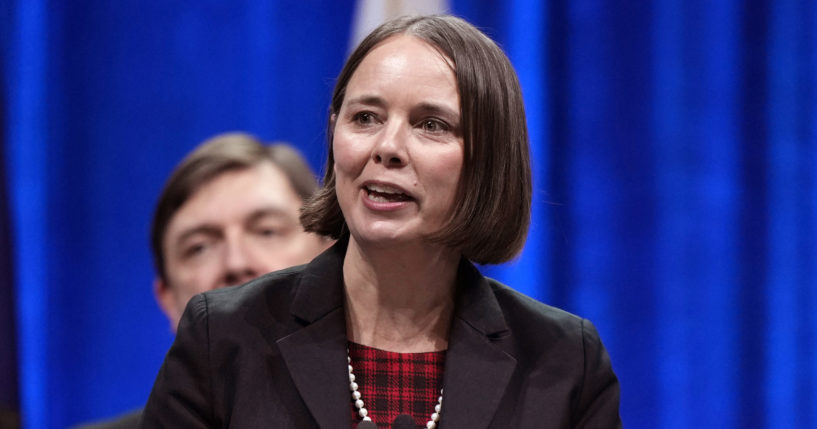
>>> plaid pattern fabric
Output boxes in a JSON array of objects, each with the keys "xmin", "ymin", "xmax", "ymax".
[{"xmin": 348, "ymin": 342, "xmax": 445, "ymax": 429}]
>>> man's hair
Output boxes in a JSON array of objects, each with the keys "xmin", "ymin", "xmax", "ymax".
[
  {"xmin": 300, "ymin": 15, "xmax": 532, "ymax": 264},
  {"xmin": 151, "ymin": 132, "xmax": 318, "ymax": 280}
]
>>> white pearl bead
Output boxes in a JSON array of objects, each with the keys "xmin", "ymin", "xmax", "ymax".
[
  {"xmin": 348, "ymin": 365, "xmax": 353, "ymax": 373},
  {"xmin": 355, "ymin": 399, "xmax": 364, "ymax": 409},
  {"xmin": 349, "ymin": 373, "xmax": 355, "ymax": 382},
  {"xmin": 359, "ymin": 408, "xmax": 368, "ymax": 417},
  {"xmin": 431, "ymin": 412, "xmax": 439, "ymax": 421},
  {"xmin": 350, "ymin": 382, "xmax": 358, "ymax": 391},
  {"xmin": 363, "ymin": 416, "xmax": 372, "ymax": 421},
  {"xmin": 435, "ymin": 404, "xmax": 441, "ymax": 413},
  {"xmin": 353, "ymin": 391, "xmax": 361, "ymax": 400},
  {"xmin": 427, "ymin": 421, "xmax": 436, "ymax": 429}
]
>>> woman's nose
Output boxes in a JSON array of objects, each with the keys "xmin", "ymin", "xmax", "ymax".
[{"xmin": 372, "ymin": 124, "xmax": 408, "ymax": 167}]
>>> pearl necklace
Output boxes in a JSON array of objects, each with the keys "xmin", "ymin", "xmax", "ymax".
[{"xmin": 347, "ymin": 349, "xmax": 444, "ymax": 429}]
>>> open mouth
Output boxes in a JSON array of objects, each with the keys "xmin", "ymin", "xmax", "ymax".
[{"xmin": 364, "ymin": 183, "xmax": 413, "ymax": 203}]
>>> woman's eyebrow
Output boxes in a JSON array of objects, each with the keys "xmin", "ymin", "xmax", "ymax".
[
  {"xmin": 345, "ymin": 96, "xmax": 459, "ymax": 120},
  {"xmin": 414, "ymin": 102, "xmax": 459, "ymax": 121},
  {"xmin": 344, "ymin": 95, "xmax": 387, "ymax": 109}
]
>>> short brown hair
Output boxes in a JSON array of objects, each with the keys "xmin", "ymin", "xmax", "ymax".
[
  {"xmin": 151, "ymin": 132, "xmax": 318, "ymax": 280},
  {"xmin": 300, "ymin": 15, "xmax": 531, "ymax": 264}
]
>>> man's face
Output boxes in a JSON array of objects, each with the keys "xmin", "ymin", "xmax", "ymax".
[{"xmin": 155, "ymin": 162, "xmax": 329, "ymax": 330}]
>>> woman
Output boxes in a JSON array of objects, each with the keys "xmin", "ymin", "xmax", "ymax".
[{"xmin": 141, "ymin": 15, "xmax": 620, "ymax": 429}]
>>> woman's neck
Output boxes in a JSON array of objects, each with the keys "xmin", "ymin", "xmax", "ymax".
[{"xmin": 343, "ymin": 236, "xmax": 459, "ymax": 353}]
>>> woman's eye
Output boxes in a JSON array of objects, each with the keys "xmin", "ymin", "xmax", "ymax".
[
  {"xmin": 420, "ymin": 119, "xmax": 449, "ymax": 133},
  {"xmin": 353, "ymin": 112, "xmax": 376, "ymax": 125}
]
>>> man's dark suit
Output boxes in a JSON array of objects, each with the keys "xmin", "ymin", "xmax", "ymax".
[{"xmin": 140, "ymin": 239, "xmax": 621, "ymax": 428}]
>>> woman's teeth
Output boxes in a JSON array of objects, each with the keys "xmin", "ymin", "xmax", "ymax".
[{"xmin": 365, "ymin": 184, "xmax": 411, "ymax": 202}]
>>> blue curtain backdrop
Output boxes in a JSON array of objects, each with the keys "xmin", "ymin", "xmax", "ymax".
[
  {"xmin": 0, "ymin": 22, "xmax": 21, "ymax": 425},
  {"xmin": 2, "ymin": 1, "xmax": 815, "ymax": 428}
]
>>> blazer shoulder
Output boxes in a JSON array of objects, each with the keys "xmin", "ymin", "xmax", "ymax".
[
  {"xmin": 179, "ymin": 265, "xmax": 310, "ymax": 344},
  {"xmin": 487, "ymin": 278, "xmax": 585, "ymax": 333},
  {"xmin": 199, "ymin": 264, "xmax": 306, "ymax": 316},
  {"xmin": 483, "ymin": 278, "xmax": 605, "ymax": 372}
]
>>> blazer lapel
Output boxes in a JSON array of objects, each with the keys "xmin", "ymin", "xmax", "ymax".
[
  {"xmin": 276, "ymin": 239, "xmax": 352, "ymax": 429},
  {"xmin": 440, "ymin": 260, "xmax": 517, "ymax": 429},
  {"xmin": 277, "ymin": 309, "xmax": 350, "ymax": 429},
  {"xmin": 274, "ymin": 241, "xmax": 516, "ymax": 429}
]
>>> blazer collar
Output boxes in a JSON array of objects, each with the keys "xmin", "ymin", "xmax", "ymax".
[
  {"xmin": 289, "ymin": 235, "xmax": 349, "ymax": 323},
  {"xmin": 277, "ymin": 237, "xmax": 351, "ymax": 428},
  {"xmin": 288, "ymin": 237, "xmax": 512, "ymax": 334},
  {"xmin": 452, "ymin": 257, "xmax": 510, "ymax": 337},
  {"xmin": 440, "ymin": 258, "xmax": 517, "ymax": 429},
  {"xmin": 278, "ymin": 237, "xmax": 516, "ymax": 429}
]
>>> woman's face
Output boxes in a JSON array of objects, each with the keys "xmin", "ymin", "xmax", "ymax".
[{"xmin": 333, "ymin": 34, "xmax": 464, "ymax": 249}]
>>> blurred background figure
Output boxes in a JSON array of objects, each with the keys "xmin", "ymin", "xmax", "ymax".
[
  {"xmin": 150, "ymin": 133, "xmax": 331, "ymax": 330},
  {"xmin": 79, "ymin": 133, "xmax": 331, "ymax": 428}
]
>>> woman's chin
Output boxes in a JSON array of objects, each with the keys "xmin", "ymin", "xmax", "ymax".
[
  {"xmin": 352, "ymin": 230, "xmax": 412, "ymax": 247},
  {"xmin": 349, "ymin": 224, "xmax": 420, "ymax": 249}
]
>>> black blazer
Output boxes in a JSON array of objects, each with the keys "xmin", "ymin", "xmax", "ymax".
[{"xmin": 140, "ymin": 240, "xmax": 621, "ymax": 428}]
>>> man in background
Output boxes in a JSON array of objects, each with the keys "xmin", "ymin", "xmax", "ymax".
[{"xmin": 81, "ymin": 133, "xmax": 330, "ymax": 428}]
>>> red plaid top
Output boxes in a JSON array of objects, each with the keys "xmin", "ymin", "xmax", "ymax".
[{"xmin": 348, "ymin": 342, "xmax": 446, "ymax": 429}]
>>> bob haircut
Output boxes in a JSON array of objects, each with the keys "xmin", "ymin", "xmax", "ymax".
[
  {"xmin": 300, "ymin": 15, "xmax": 532, "ymax": 264},
  {"xmin": 151, "ymin": 132, "xmax": 318, "ymax": 281}
]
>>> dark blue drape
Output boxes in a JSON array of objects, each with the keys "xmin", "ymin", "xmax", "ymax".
[
  {"xmin": 3, "ymin": 1, "xmax": 815, "ymax": 428},
  {"xmin": 0, "ymin": 19, "xmax": 20, "ymax": 423}
]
